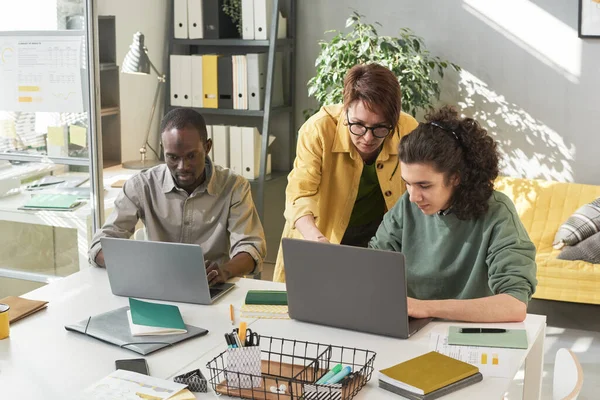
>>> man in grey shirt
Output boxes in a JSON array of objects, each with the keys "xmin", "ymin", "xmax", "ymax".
[{"xmin": 89, "ymin": 108, "xmax": 266, "ymax": 284}]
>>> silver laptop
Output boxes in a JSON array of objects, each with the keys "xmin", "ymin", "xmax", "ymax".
[
  {"xmin": 282, "ymin": 238, "xmax": 432, "ymax": 339},
  {"xmin": 100, "ymin": 237, "xmax": 235, "ymax": 305}
]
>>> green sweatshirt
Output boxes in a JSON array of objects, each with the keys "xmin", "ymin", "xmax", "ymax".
[{"xmin": 369, "ymin": 191, "xmax": 537, "ymax": 304}]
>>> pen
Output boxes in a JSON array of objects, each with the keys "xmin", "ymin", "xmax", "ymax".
[
  {"xmin": 325, "ymin": 366, "xmax": 352, "ymax": 384},
  {"xmin": 459, "ymin": 328, "xmax": 507, "ymax": 334},
  {"xmin": 229, "ymin": 304, "xmax": 234, "ymax": 326},
  {"xmin": 316, "ymin": 364, "xmax": 343, "ymax": 384}
]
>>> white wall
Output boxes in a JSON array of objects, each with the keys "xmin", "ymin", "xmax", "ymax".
[
  {"xmin": 294, "ymin": 0, "xmax": 600, "ymax": 184},
  {"xmin": 98, "ymin": 0, "xmax": 169, "ymax": 163}
]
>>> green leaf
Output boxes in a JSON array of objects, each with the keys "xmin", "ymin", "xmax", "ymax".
[{"xmin": 306, "ymin": 12, "xmax": 460, "ymax": 115}]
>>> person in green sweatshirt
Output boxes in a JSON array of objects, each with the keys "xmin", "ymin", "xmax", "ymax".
[{"xmin": 369, "ymin": 106, "xmax": 537, "ymax": 323}]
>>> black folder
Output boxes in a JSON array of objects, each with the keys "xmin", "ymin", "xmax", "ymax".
[
  {"xmin": 202, "ymin": 0, "xmax": 239, "ymax": 39},
  {"xmin": 218, "ymin": 55, "xmax": 233, "ymax": 109}
]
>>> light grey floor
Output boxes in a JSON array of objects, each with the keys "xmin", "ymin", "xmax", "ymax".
[
  {"xmin": 504, "ymin": 299, "xmax": 600, "ymax": 400},
  {"xmin": 260, "ymin": 263, "xmax": 599, "ymax": 400}
]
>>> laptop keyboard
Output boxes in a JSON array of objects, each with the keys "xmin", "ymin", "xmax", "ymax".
[{"xmin": 209, "ymin": 288, "xmax": 223, "ymax": 298}]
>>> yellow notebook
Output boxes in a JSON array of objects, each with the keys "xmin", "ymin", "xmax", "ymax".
[
  {"xmin": 202, "ymin": 55, "xmax": 219, "ymax": 108},
  {"xmin": 379, "ymin": 351, "xmax": 479, "ymax": 395}
]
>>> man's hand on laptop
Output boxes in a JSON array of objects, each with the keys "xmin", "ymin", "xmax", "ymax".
[
  {"xmin": 95, "ymin": 250, "xmax": 106, "ymax": 268},
  {"xmin": 205, "ymin": 260, "xmax": 231, "ymax": 286}
]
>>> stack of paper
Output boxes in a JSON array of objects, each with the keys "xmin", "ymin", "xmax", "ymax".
[
  {"xmin": 378, "ymin": 351, "xmax": 482, "ymax": 399},
  {"xmin": 79, "ymin": 369, "xmax": 188, "ymax": 400},
  {"xmin": 127, "ymin": 298, "xmax": 187, "ymax": 336},
  {"xmin": 240, "ymin": 303, "xmax": 289, "ymax": 320}
]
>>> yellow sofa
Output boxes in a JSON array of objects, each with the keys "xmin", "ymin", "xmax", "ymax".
[{"xmin": 495, "ymin": 176, "xmax": 600, "ymax": 305}]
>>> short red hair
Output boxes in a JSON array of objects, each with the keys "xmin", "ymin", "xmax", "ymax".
[{"xmin": 342, "ymin": 63, "xmax": 402, "ymax": 126}]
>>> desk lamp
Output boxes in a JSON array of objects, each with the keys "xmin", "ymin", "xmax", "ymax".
[{"xmin": 120, "ymin": 32, "xmax": 165, "ymax": 169}]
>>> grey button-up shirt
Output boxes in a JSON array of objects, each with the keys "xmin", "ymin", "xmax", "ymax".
[{"xmin": 89, "ymin": 159, "xmax": 266, "ymax": 272}]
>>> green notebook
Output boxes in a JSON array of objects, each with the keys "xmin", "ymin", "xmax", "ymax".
[
  {"xmin": 22, "ymin": 194, "xmax": 82, "ymax": 210},
  {"xmin": 448, "ymin": 326, "xmax": 528, "ymax": 349},
  {"xmin": 245, "ymin": 290, "xmax": 288, "ymax": 305},
  {"xmin": 129, "ymin": 298, "xmax": 186, "ymax": 330}
]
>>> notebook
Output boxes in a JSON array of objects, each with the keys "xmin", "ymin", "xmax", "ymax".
[
  {"xmin": 128, "ymin": 298, "xmax": 187, "ymax": 336},
  {"xmin": 240, "ymin": 304, "xmax": 289, "ymax": 319},
  {"xmin": 448, "ymin": 326, "xmax": 528, "ymax": 349},
  {"xmin": 378, "ymin": 373, "xmax": 483, "ymax": 400},
  {"xmin": 21, "ymin": 194, "xmax": 83, "ymax": 211},
  {"xmin": 245, "ymin": 290, "xmax": 288, "ymax": 305},
  {"xmin": 0, "ymin": 296, "xmax": 48, "ymax": 323},
  {"xmin": 379, "ymin": 351, "xmax": 479, "ymax": 395},
  {"xmin": 65, "ymin": 306, "xmax": 208, "ymax": 355}
]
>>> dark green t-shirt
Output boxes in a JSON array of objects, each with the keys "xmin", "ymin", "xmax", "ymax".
[{"xmin": 347, "ymin": 162, "xmax": 386, "ymax": 228}]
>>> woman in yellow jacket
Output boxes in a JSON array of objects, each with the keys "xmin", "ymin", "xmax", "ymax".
[{"xmin": 273, "ymin": 63, "xmax": 418, "ymax": 282}]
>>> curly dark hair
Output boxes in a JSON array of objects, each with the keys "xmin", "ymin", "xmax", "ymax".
[{"xmin": 398, "ymin": 106, "xmax": 499, "ymax": 220}]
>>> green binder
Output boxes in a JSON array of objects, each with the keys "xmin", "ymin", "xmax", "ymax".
[
  {"xmin": 245, "ymin": 290, "xmax": 288, "ymax": 305},
  {"xmin": 448, "ymin": 326, "xmax": 528, "ymax": 349}
]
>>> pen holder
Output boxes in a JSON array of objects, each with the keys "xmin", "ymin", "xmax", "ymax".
[{"xmin": 226, "ymin": 346, "xmax": 262, "ymax": 389}]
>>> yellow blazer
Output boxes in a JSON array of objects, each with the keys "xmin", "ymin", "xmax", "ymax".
[{"xmin": 273, "ymin": 104, "xmax": 419, "ymax": 282}]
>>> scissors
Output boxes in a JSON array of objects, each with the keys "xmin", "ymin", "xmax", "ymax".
[{"xmin": 245, "ymin": 329, "xmax": 260, "ymax": 347}]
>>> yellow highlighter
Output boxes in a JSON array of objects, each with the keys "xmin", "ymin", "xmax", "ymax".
[{"xmin": 238, "ymin": 321, "xmax": 247, "ymax": 345}]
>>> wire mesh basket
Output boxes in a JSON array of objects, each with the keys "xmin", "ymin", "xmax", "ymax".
[{"xmin": 206, "ymin": 335, "xmax": 376, "ymax": 400}]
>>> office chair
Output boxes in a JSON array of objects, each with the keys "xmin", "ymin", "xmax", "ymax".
[{"xmin": 553, "ymin": 348, "xmax": 584, "ymax": 400}]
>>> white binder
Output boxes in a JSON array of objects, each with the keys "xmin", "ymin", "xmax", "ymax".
[
  {"xmin": 247, "ymin": 53, "xmax": 266, "ymax": 110},
  {"xmin": 174, "ymin": 0, "xmax": 189, "ymax": 39},
  {"xmin": 180, "ymin": 55, "xmax": 192, "ymax": 107},
  {"xmin": 242, "ymin": 0, "xmax": 255, "ymax": 39},
  {"xmin": 233, "ymin": 55, "xmax": 248, "ymax": 110},
  {"xmin": 228, "ymin": 126, "xmax": 243, "ymax": 175},
  {"xmin": 187, "ymin": 0, "xmax": 203, "ymax": 39},
  {"xmin": 170, "ymin": 55, "xmax": 182, "ymax": 106},
  {"xmin": 241, "ymin": 126, "xmax": 260, "ymax": 179},
  {"xmin": 253, "ymin": 0, "xmax": 271, "ymax": 40},
  {"xmin": 253, "ymin": 0, "xmax": 286, "ymax": 40},
  {"xmin": 212, "ymin": 125, "xmax": 230, "ymax": 168},
  {"xmin": 191, "ymin": 55, "xmax": 203, "ymax": 108}
]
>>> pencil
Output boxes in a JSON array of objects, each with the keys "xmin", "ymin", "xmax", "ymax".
[{"xmin": 229, "ymin": 304, "xmax": 235, "ymax": 325}]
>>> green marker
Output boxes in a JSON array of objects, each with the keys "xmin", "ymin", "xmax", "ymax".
[{"xmin": 316, "ymin": 364, "xmax": 343, "ymax": 384}]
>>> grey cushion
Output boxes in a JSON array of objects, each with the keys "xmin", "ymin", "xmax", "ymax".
[
  {"xmin": 553, "ymin": 198, "xmax": 600, "ymax": 247},
  {"xmin": 558, "ymin": 231, "xmax": 600, "ymax": 264}
]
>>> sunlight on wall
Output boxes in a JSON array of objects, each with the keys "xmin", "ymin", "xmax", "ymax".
[
  {"xmin": 463, "ymin": 0, "xmax": 581, "ymax": 83},
  {"xmin": 455, "ymin": 70, "xmax": 575, "ymax": 182}
]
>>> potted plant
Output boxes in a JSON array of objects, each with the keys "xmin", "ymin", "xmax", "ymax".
[{"xmin": 305, "ymin": 12, "xmax": 460, "ymax": 119}]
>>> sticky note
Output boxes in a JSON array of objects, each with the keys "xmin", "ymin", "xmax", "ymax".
[
  {"xmin": 69, "ymin": 125, "xmax": 87, "ymax": 147},
  {"xmin": 47, "ymin": 127, "xmax": 65, "ymax": 146}
]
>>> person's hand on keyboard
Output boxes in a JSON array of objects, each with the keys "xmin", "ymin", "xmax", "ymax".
[{"xmin": 205, "ymin": 260, "xmax": 231, "ymax": 286}]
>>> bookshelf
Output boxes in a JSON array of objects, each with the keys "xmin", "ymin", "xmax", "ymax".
[{"xmin": 166, "ymin": 0, "xmax": 296, "ymax": 262}]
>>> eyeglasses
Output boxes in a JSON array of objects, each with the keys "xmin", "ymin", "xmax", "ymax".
[{"xmin": 346, "ymin": 111, "xmax": 393, "ymax": 139}]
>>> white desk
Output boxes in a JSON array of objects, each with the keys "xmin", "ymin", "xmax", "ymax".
[{"xmin": 1, "ymin": 269, "xmax": 546, "ymax": 400}]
